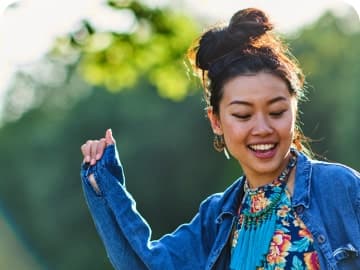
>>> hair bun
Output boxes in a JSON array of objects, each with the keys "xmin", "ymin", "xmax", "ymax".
[
  {"xmin": 227, "ymin": 8, "xmax": 273, "ymax": 42},
  {"xmin": 196, "ymin": 29, "xmax": 227, "ymax": 70},
  {"xmin": 195, "ymin": 8, "xmax": 273, "ymax": 71}
]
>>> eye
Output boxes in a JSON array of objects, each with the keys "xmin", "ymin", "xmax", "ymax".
[
  {"xmin": 270, "ymin": 109, "xmax": 287, "ymax": 118},
  {"xmin": 232, "ymin": 113, "xmax": 251, "ymax": 120}
]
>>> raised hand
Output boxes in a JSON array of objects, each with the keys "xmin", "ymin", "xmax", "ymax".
[{"xmin": 80, "ymin": 129, "xmax": 115, "ymax": 166}]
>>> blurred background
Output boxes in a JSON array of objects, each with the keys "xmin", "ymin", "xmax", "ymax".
[{"xmin": 0, "ymin": 0, "xmax": 359, "ymax": 269}]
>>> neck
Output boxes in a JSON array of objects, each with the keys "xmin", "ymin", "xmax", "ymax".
[
  {"xmin": 244, "ymin": 154, "xmax": 293, "ymax": 189},
  {"xmin": 246, "ymin": 173, "xmax": 279, "ymax": 189}
]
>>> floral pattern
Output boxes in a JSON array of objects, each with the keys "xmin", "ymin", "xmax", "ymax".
[
  {"xmin": 267, "ymin": 230, "xmax": 291, "ymax": 265},
  {"xmin": 250, "ymin": 192, "xmax": 269, "ymax": 212},
  {"xmin": 231, "ymin": 181, "xmax": 320, "ymax": 270}
]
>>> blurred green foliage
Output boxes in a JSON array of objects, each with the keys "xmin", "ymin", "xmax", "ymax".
[
  {"xmin": 53, "ymin": 0, "xmax": 199, "ymax": 101},
  {"xmin": 0, "ymin": 207, "xmax": 43, "ymax": 269},
  {"xmin": 291, "ymin": 10, "xmax": 360, "ymax": 167},
  {"xmin": 0, "ymin": 2, "xmax": 359, "ymax": 269}
]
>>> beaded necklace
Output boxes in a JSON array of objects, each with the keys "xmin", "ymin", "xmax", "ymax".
[{"xmin": 230, "ymin": 152, "xmax": 297, "ymax": 270}]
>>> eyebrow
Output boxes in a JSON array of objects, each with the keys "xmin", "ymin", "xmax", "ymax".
[{"xmin": 228, "ymin": 96, "xmax": 288, "ymax": 107}]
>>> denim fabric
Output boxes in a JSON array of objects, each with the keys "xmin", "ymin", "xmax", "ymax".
[{"xmin": 81, "ymin": 145, "xmax": 360, "ymax": 270}]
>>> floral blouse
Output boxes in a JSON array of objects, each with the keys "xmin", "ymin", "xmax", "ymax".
[{"xmin": 231, "ymin": 181, "xmax": 320, "ymax": 270}]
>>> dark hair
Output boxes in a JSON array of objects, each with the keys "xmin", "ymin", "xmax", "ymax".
[{"xmin": 187, "ymin": 8, "xmax": 310, "ymax": 154}]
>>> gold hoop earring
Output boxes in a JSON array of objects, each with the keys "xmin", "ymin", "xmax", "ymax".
[
  {"xmin": 213, "ymin": 134, "xmax": 230, "ymax": 159},
  {"xmin": 213, "ymin": 134, "xmax": 225, "ymax": 152},
  {"xmin": 292, "ymin": 133, "xmax": 303, "ymax": 151}
]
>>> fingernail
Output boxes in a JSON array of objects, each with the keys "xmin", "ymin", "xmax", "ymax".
[
  {"xmin": 91, "ymin": 159, "xmax": 96, "ymax": 165},
  {"xmin": 96, "ymin": 154, "xmax": 101, "ymax": 160},
  {"xmin": 85, "ymin": 156, "xmax": 90, "ymax": 162}
]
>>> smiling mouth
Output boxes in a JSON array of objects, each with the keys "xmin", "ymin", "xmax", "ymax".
[{"xmin": 248, "ymin": 143, "xmax": 277, "ymax": 152}]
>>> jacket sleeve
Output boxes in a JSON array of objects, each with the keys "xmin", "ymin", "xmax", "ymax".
[
  {"xmin": 81, "ymin": 144, "xmax": 217, "ymax": 270},
  {"xmin": 354, "ymin": 168, "xmax": 360, "ymax": 224}
]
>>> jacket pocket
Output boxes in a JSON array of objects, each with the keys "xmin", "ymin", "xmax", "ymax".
[{"xmin": 333, "ymin": 243, "xmax": 360, "ymax": 269}]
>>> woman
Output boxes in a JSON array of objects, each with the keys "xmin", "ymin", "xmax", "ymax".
[{"xmin": 80, "ymin": 8, "xmax": 360, "ymax": 270}]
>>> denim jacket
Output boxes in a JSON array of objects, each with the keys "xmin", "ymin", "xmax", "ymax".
[{"xmin": 81, "ymin": 145, "xmax": 360, "ymax": 270}]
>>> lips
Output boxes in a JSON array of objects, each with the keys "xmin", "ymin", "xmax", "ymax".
[
  {"xmin": 248, "ymin": 143, "xmax": 276, "ymax": 151},
  {"xmin": 248, "ymin": 143, "xmax": 277, "ymax": 159}
]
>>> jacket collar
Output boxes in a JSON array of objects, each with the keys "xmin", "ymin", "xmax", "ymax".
[
  {"xmin": 217, "ymin": 149, "xmax": 313, "ymax": 222},
  {"xmin": 216, "ymin": 177, "xmax": 245, "ymax": 223},
  {"xmin": 292, "ymin": 150, "xmax": 312, "ymax": 209}
]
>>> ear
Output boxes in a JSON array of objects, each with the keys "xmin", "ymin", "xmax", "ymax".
[{"xmin": 207, "ymin": 107, "xmax": 223, "ymax": 135}]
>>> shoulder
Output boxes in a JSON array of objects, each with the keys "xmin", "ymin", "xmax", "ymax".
[
  {"xmin": 295, "ymin": 150, "xmax": 360, "ymax": 203},
  {"xmin": 198, "ymin": 177, "xmax": 244, "ymax": 218},
  {"xmin": 310, "ymin": 158, "xmax": 360, "ymax": 185},
  {"xmin": 308, "ymin": 158, "xmax": 360, "ymax": 203},
  {"xmin": 296, "ymin": 150, "xmax": 359, "ymax": 185}
]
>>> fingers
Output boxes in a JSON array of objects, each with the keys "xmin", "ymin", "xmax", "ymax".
[
  {"xmin": 81, "ymin": 140, "xmax": 103, "ymax": 165},
  {"xmin": 81, "ymin": 140, "xmax": 93, "ymax": 163},
  {"xmin": 95, "ymin": 138, "xmax": 106, "ymax": 161},
  {"xmin": 80, "ymin": 129, "xmax": 116, "ymax": 165},
  {"xmin": 89, "ymin": 140, "xmax": 99, "ymax": 165},
  {"xmin": 80, "ymin": 138, "xmax": 106, "ymax": 165},
  {"xmin": 105, "ymin": 128, "xmax": 115, "ymax": 146}
]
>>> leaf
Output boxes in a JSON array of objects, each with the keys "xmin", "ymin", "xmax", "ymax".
[
  {"xmin": 289, "ymin": 237, "xmax": 310, "ymax": 252},
  {"xmin": 291, "ymin": 255, "xmax": 304, "ymax": 270}
]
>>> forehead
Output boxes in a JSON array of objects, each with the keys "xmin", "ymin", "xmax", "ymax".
[{"xmin": 222, "ymin": 72, "xmax": 292, "ymax": 103}]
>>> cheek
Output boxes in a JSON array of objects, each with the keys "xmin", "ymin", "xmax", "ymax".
[
  {"xmin": 221, "ymin": 118, "xmax": 248, "ymax": 143},
  {"xmin": 290, "ymin": 111, "xmax": 297, "ymax": 130},
  {"xmin": 220, "ymin": 114, "xmax": 238, "ymax": 133},
  {"xmin": 279, "ymin": 114, "xmax": 296, "ymax": 136}
]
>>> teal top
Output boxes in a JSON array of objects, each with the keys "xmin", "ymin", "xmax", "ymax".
[{"xmin": 230, "ymin": 178, "xmax": 320, "ymax": 270}]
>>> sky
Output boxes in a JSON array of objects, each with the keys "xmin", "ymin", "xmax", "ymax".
[{"xmin": 0, "ymin": 0, "xmax": 359, "ymax": 110}]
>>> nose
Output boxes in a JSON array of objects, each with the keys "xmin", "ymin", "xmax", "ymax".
[{"xmin": 251, "ymin": 114, "xmax": 273, "ymax": 136}]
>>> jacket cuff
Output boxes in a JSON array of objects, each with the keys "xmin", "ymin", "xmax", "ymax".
[{"xmin": 80, "ymin": 144, "xmax": 125, "ymax": 196}]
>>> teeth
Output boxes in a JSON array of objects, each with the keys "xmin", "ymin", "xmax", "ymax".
[{"xmin": 249, "ymin": 144, "xmax": 275, "ymax": 151}]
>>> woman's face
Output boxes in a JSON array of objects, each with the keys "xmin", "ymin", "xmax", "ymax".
[{"xmin": 208, "ymin": 72, "xmax": 297, "ymax": 186}]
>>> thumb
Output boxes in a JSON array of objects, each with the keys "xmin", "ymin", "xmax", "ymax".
[{"xmin": 105, "ymin": 128, "xmax": 116, "ymax": 145}]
